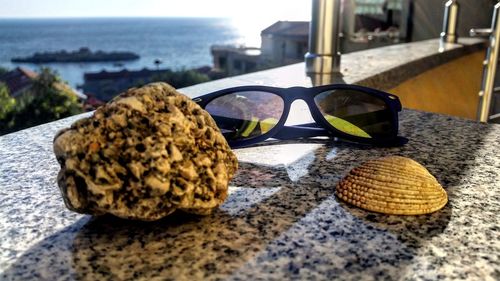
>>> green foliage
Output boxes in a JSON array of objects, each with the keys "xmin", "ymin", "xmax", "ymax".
[
  {"xmin": 152, "ymin": 69, "xmax": 210, "ymax": 88},
  {"xmin": 0, "ymin": 68, "xmax": 83, "ymax": 136},
  {"xmin": 0, "ymin": 67, "xmax": 7, "ymax": 76},
  {"xmin": 0, "ymin": 83, "xmax": 16, "ymax": 120}
]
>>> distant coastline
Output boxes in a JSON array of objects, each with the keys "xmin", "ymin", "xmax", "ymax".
[
  {"xmin": 11, "ymin": 47, "xmax": 140, "ymax": 63},
  {"xmin": 0, "ymin": 17, "xmax": 249, "ymax": 87}
]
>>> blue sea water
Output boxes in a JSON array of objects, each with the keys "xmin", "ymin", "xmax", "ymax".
[{"xmin": 0, "ymin": 18, "xmax": 250, "ymax": 87}]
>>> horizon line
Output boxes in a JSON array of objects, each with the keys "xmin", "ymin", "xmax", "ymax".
[{"xmin": 0, "ymin": 16, "xmax": 234, "ymax": 20}]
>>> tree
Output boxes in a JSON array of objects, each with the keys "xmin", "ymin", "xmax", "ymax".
[
  {"xmin": 152, "ymin": 69, "xmax": 210, "ymax": 89},
  {"xmin": 0, "ymin": 83, "xmax": 15, "ymax": 120},
  {"xmin": 0, "ymin": 67, "xmax": 7, "ymax": 76},
  {"xmin": 0, "ymin": 68, "xmax": 83, "ymax": 135}
]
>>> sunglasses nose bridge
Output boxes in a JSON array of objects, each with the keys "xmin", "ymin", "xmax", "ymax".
[
  {"xmin": 279, "ymin": 88, "xmax": 320, "ymax": 127},
  {"xmin": 285, "ymin": 86, "xmax": 313, "ymax": 100},
  {"xmin": 281, "ymin": 87, "xmax": 320, "ymax": 117}
]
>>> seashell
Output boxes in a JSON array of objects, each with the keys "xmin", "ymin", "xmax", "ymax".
[{"xmin": 336, "ymin": 156, "xmax": 447, "ymax": 215}]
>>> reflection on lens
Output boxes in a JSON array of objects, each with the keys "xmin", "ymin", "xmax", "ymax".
[
  {"xmin": 205, "ymin": 91, "xmax": 284, "ymax": 141},
  {"xmin": 314, "ymin": 89, "xmax": 394, "ymax": 138}
]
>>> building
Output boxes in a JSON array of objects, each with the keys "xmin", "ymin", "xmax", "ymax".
[
  {"xmin": 0, "ymin": 67, "xmax": 84, "ymax": 101},
  {"xmin": 211, "ymin": 0, "xmax": 492, "ymax": 78},
  {"xmin": 259, "ymin": 21, "xmax": 309, "ymax": 67},
  {"xmin": 82, "ymin": 94, "xmax": 106, "ymax": 111},
  {"xmin": 0, "ymin": 67, "xmax": 38, "ymax": 98},
  {"xmin": 211, "ymin": 21, "xmax": 309, "ymax": 77},
  {"xmin": 81, "ymin": 68, "xmax": 179, "ymax": 102},
  {"xmin": 211, "ymin": 45, "xmax": 261, "ymax": 76}
]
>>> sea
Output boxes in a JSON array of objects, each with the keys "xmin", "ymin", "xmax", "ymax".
[{"xmin": 0, "ymin": 17, "xmax": 260, "ymax": 88}]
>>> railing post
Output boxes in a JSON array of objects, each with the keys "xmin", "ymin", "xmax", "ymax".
[
  {"xmin": 305, "ymin": 0, "xmax": 342, "ymax": 74},
  {"xmin": 475, "ymin": 3, "xmax": 500, "ymax": 122},
  {"xmin": 440, "ymin": 0, "xmax": 460, "ymax": 45}
]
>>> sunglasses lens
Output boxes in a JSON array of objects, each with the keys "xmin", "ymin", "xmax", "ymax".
[
  {"xmin": 205, "ymin": 91, "xmax": 284, "ymax": 141},
  {"xmin": 314, "ymin": 89, "xmax": 395, "ymax": 138}
]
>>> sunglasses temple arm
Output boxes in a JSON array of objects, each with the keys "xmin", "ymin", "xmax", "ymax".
[{"xmin": 273, "ymin": 123, "xmax": 330, "ymax": 140}]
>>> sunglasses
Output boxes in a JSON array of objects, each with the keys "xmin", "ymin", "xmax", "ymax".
[{"xmin": 193, "ymin": 84, "xmax": 407, "ymax": 148}]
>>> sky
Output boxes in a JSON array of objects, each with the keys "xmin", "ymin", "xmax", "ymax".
[{"xmin": 0, "ymin": 0, "xmax": 311, "ymax": 21}]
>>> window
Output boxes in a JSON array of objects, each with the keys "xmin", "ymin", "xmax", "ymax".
[{"xmin": 233, "ymin": 60, "xmax": 242, "ymax": 70}]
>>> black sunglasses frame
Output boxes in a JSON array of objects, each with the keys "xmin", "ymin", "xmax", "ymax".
[{"xmin": 193, "ymin": 84, "xmax": 406, "ymax": 148}]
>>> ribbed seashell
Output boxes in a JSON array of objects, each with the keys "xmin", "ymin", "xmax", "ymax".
[{"xmin": 336, "ymin": 156, "xmax": 447, "ymax": 215}]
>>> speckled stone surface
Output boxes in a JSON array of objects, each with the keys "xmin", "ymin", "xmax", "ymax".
[{"xmin": 1, "ymin": 39, "xmax": 499, "ymax": 280}]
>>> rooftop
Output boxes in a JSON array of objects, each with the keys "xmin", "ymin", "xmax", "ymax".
[
  {"xmin": 261, "ymin": 21, "xmax": 309, "ymax": 39},
  {"xmin": 210, "ymin": 45, "xmax": 261, "ymax": 56},
  {"xmin": 0, "ymin": 67, "xmax": 38, "ymax": 97}
]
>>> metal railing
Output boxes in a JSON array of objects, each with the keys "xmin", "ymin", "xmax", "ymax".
[
  {"xmin": 440, "ymin": 0, "xmax": 460, "ymax": 45},
  {"xmin": 305, "ymin": 0, "xmax": 342, "ymax": 74},
  {"xmin": 470, "ymin": 2, "xmax": 500, "ymax": 122}
]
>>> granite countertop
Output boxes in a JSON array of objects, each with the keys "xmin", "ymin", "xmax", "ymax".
[{"xmin": 1, "ymin": 39, "xmax": 499, "ymax": 280}]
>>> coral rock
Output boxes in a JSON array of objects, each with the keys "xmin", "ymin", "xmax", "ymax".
[
  {"xmin": 336, "ymin": 156, "xmax": 447, "ymax": 215},
  {"xmin": 53, "ymin": 82, "xmax": 238, "ymax": 221}
]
